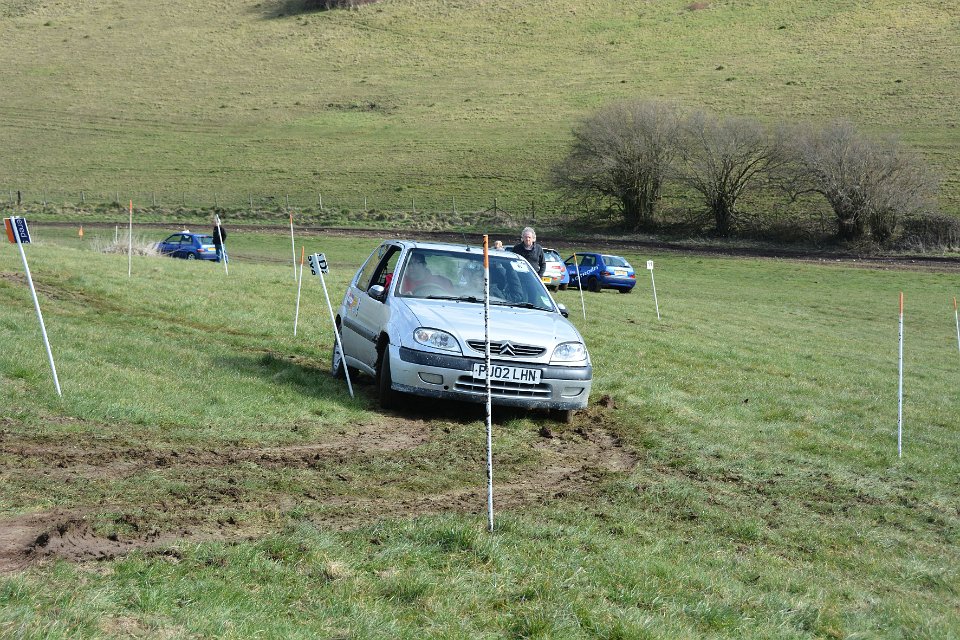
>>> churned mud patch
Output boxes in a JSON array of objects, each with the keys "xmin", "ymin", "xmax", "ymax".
[{"xmin": 0, "ymin": 402, "xmax": 635, "ymax": 572}]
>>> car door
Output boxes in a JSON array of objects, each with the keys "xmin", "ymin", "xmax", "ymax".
[
  {"xmin": 172, "ymin": 234, "xmax": 190, "ymax": 258},
  {"xmin": 158, "ymin": 234, "xmax": 179, "ymax": 256},
  {"xmin": 342, "ymin": 243, "xmax": 402, "ymax": 370}
]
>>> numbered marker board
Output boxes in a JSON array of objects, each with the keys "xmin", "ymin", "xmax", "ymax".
[
  {"xmin": 308, "ymin": 253, "xmax": 329, "ymax": 276},
  {"xmin": 646, "ymin": 260, "xmax": 654, "ymax": 271},
  {"xmin": 4, "ymin": 217, "xmax": 31, "ymax": 244}
]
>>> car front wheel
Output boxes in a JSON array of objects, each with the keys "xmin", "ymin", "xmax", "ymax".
[
  {"xmin": 331, "ymin": 336, "xmax": 345, "ymax": 379},
  {"xmin": 377, "ymin": 347, "xmax": 400, "ymax": 410}
]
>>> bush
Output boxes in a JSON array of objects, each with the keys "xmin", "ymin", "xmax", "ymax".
[{"xmin": 895, "ymin": 212, "xmax": 960, "ymax": 252}]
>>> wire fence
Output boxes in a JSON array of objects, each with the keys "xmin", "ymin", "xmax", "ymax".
[{"xmin": 0, "ymin": 187, "xmax": 558, "ymax": 224}]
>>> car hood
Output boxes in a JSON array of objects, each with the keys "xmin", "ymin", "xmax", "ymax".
[{"xmin": 395, "ymin": 297, "xmax": 585, "ymax": 354}]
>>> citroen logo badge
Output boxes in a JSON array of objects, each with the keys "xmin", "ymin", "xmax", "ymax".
[{"xmin": 499, "ymin": 342, "xmax": 516, "ymax": 356}]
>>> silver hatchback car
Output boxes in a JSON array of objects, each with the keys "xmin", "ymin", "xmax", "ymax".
[{"xmin": 332, "ymin": 241, "xmax": 592, "ymax": 417}]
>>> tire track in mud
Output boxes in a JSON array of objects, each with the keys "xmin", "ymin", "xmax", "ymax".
[{"xmin": 0, "ymin": 403, "xmax": 635, "ymax": 572}]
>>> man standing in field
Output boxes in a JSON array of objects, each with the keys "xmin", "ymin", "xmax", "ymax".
[
  {"xmin": 212, "ymin": 219, "xmax": 227, "ymax": 263},
  {"xmin": 511, "ymin": 226, "xmax": 545, "ymax": 276}
]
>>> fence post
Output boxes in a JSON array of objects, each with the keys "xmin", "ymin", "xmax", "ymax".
[
  {"xmin": 152, "ymin": 192, "xmax": 156, "ymax": 207},
  {"xmin": 80, "ymin": 190, "xmax": 85, "ymax": 204}
]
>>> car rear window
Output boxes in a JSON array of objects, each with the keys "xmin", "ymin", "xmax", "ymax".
[
  {"xmin": 544, "ymin": 251, "xmax": 561, "ymax": 262},
  {"xmin": 197, "ymin": 235, "xmax": 214, "ymax": 245},
  {"xmin": 603, "ymin": 255, "xmax": 629, "ymax": 267}
]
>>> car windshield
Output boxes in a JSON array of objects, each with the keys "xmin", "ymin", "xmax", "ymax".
[
  {"xmin": 603, "ymin": 255, "xmax": 629, "ymax": 267},
  {"xmin": 397, "ymin": 249, "xmax": 555, "ymax": 311}
]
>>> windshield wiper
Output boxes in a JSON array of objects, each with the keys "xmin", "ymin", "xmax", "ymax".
[
  {"xmin": 424, "ymin": 295, "xmax": 481, "ymax": 302},
  {"xmin": 490, "ymin": 300, "xmax": 544, "ymax": 310}
]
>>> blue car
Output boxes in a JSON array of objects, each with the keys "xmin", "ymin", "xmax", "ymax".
[
  {"xmin": 156, "ymin": 232, "xmax": 218, "ymax": 261},
  {"xmin": 564, "ymin": 252, "xmax": 636, "ymax": 294}
]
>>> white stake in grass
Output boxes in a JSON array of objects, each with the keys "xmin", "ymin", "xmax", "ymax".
[
  {"xmin": 573, "ymin": 252, "xmax": 586, "ymax": 321},
  {"xmin": 309, "ymin": 253, "xmax": 353, "ymax": 398},
  {"xmin": 954, "ymin": 297, "xmax": 959, "ymax": 356},
  {"xmin": 898, "ymin": 291, "xmax": 904, "ymax": 458},
  {"xmin": 289, "ymin": 213, "xmax": 297, "ymax": 281},
  {"xmin": 483, "ymin": 234, "xmax": 494, "ymax": 532},
  {"xmin": 293, "ymin": 247, "xmax": 305, "ymax": 336},
  {"xmin": 647, "ymin": 260, "xmax": 661, "ymax": 320},
  {"xmin": 4, "ymin": 217, "xmax": 61, "ymax": 397},
  {"xmin": 215, "ymin": 214, "xmax": 228, "ymax": 275},
  {"xmin": 127, "ymin": 200, "xmax": 133, "ymax": 278}
]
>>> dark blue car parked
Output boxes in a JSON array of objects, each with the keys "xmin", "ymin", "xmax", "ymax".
[
  {"xmin": 156, "ymin": 233, "xmax": 218, "ymax": 261},
  {"xmin": 564, "ymin": 252, "xmax": 636, "ymax": 293}
]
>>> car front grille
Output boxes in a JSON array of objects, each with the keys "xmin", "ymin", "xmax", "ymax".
[
  {"xmin": 455, "ymin": 376, "xmax": 552, "ymax": 398},
  {"xmin": 466, "ymin": 340, "xmax": 545, "ymax": 358}
]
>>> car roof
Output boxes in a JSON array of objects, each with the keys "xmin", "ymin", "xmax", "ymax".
[{"xmin": 384, "ymin": 240, "xmax": 513, "ymax": 256}]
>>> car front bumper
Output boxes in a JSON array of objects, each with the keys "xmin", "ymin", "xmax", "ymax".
[{"xmin": 390, "ymin": 345, "xmax": 592, "ymax": 410}]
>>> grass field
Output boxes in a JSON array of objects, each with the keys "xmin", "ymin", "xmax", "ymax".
[
  {"xmin": 1, "ymin": 227, "xmax": 958, "ymax": 637},
  {"xmin": 1, "ymin": 0, "xmax": 959, "ymax": 218}
]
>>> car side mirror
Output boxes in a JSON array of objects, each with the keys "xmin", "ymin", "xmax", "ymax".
[
  {"xmin": 557, "ymin": 303, "xmax": 569, "ymax": 318},
  {"xmin": 367, "ymin": 284, "xmax": 386, "ymax": 302}
]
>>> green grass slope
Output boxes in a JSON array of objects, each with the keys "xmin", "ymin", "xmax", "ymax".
[
  {"xmin": 1, "ymin": 0, "xmax": 959, "ymax": 216},
  {"xmin": 0, "ymin": 229, "xmax": 958, "ymax": 636}
]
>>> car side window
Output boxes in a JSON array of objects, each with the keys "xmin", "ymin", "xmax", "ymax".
[
  {"xmin": 581, "ymin": 255, "xmax": 596, "ymax": 268},
  {"xmin": 359, "ymin": 245, "xmax": 401, "ymax": 293},
  {"xmin": 370, "ymin": 247, "xmax": 401, "ymax": 290}
]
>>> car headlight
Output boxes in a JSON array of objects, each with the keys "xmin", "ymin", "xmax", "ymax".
[
  {"xmin": 413, "ymin": 328, "xmax": 462, "ymax": 353},
  {"xmin": 550, "ymin": 341, "xmax": 588, "ymax": 363}
]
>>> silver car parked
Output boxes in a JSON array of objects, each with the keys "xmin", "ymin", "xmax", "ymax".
[{"xmin": 332, "ymin": 241, "xmax": 592, "ymax": 418}]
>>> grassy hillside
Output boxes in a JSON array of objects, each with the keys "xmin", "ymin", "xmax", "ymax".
[
  {"xmin": 1, "ymin": 228, "xmax": 958, "ymax": 636},
  {"xmin": 1, "ymin": 0, "xmax": 959, "ymax": 218}
]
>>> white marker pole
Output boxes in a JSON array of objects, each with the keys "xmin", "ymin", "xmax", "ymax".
[
  {"xmin": 114, "ymin": 225, "xmax": 118, "ymax": 244},
  {"xmin": 289, "ymin": 213, "xmax": 297, "ymax": 281},
  {"xmin": 127, "ymin": 200, "xmax": 133, "ymax": 278},
  {"xmin": 483, "ymin": 234, "xmax": 494, "ymax": 532},
  {"xmin": 293, "ymin": 247, "xmax": 305, "ymax": 336},
  {"xmin": 647, "ymin": 260, "xmax": 661, "ymax": 321},
  {"xmin": 216, "ymin": 214, "xmax": 228, "ymax": 276},
  {"xmin": 11, "ymin": 218, "xmax": 61, "ymax": 397},
  {"xmin": 317, "ymin": 262, "xmax": 353, "ymax": 398},
  {"xmin": 954, "ymin": 297, "xmax": 959, "ymax": 356},
  {"xmin": 898, "ymin": 292, "xmax": 904, "ymax": 458},
  {"xmin": 573, "ymin": 253, "xmax": 586, "ymax": 321}
]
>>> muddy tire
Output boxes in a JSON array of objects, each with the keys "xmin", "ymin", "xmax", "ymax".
[
  {"xmin": 331, "ymin": 336, "xmax": 345, "ymax": 379},
  {"xmin": 588, "ymin": 277, "xmax": 601, "ymax": 293},
  {"xmin": 378, "ymin": 347, "xmax": 400, "ymax": 410}
]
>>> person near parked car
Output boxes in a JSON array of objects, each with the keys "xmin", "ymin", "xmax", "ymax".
[
  {"xmin": 511, "ymin": 227, "xmax": 545, "ymax": 276},
  {"xmin": 212, "ymin": 220, "xmax": 227, "ymax": 263}
]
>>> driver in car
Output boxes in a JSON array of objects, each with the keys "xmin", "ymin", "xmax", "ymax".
[{"xmin": 398, "ymin": 252, "xmax": 453, "ymax": 295}]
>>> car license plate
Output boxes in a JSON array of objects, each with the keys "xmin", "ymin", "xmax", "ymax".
[
  {"xmin": 472, "ymin": 363, "xmax": 541, "ymax": 384},
  {"xmin": 614, "ymin": 268, "xmax": 627, "ymax": 276},
  {"xmin": 541, "ymin": 276, "xmax": 552, "ymax": 283}
]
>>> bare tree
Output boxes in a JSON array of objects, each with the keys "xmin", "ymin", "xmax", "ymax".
[
  {"xmin": 780, "ymin": 121, "xmax": 938, "ymax": 243},
  {"xmin": 551, "ymin": 99, "xmax": 682, "ymax": 230},
  {"xmin": 676, "ymin": 112, "xmax": 785, "ymax": 236}
]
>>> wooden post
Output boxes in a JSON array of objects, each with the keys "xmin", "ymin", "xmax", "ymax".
[{"xmin": 80, "ymin": 190, "xmax": 85, "ymax": 204}]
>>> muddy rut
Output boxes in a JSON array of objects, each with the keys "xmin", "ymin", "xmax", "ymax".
[{"xmin": 0, "ymin": 402, "xmax": 635, "ymax": 573}]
